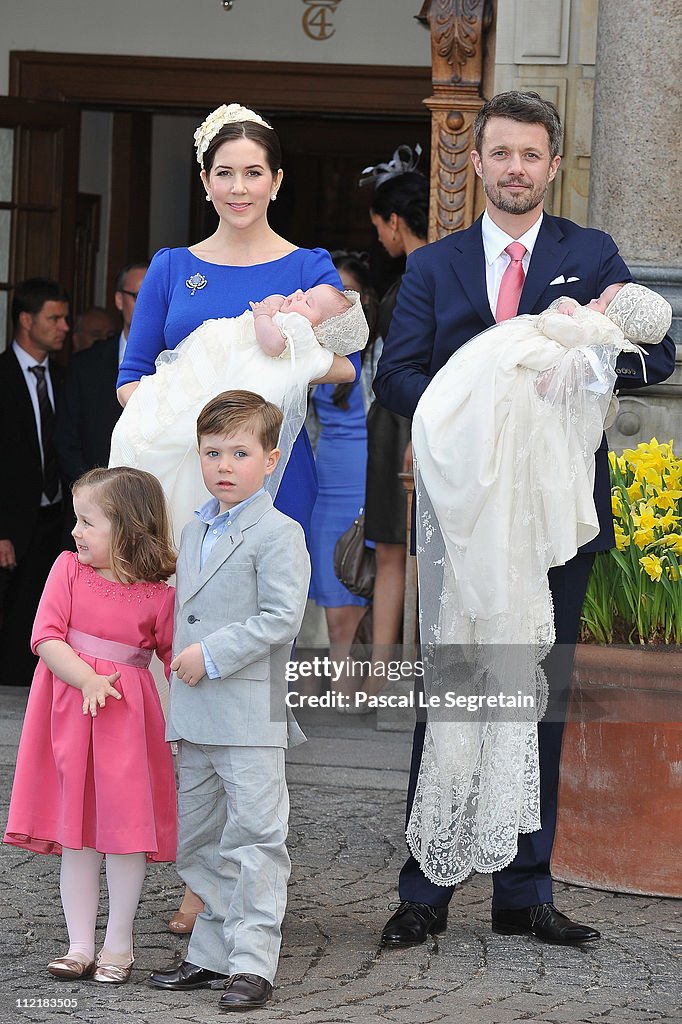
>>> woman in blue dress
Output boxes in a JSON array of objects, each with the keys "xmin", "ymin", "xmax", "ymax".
[
  {"xmin": 117, "ymin": 103, "xmax": 360, "ymax": 546},
  {"xmin": 116, "ymin": 103, "xmax": 361, "ymax": 933},
  {"xmin": 308, "ymin": 255, "xmax": 377, "ymax": 697}
]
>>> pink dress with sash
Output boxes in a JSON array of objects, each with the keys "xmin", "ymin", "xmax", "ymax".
[{"xmin": 3, "ymin": 551, "xmax": 177, "ymax": 862}]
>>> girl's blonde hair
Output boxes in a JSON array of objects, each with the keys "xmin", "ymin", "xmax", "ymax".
[{"xmin": 72, "ymin": 467, "xmax": 176, "ymax": 584}]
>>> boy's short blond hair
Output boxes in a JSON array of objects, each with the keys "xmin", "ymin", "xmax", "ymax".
[{"xmin": 196, "ymin": 390, "xmax": 283, "ymax": 452}]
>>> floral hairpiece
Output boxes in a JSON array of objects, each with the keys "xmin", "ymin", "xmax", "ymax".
[
  {"xmin": 358, "ymin": 143, "xmax": 423, "ymax": 188},
  {"xmin": 194, "ymin": 103, "xmax": 273, "ymax": 165}
]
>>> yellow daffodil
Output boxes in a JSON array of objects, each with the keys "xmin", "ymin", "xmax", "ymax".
[
  {"xmin": 663, "ymin": 533, "xmax": 682, "ymax": 554},
  {"xmin": 633, "ymin": 528, "xmax": 655, "ymax": 548},
  {"xmin": 656, "ymin": 509, "xmax": 681, "ymax": 531},
  {"xmin": 639, "ymin": 554, "xmax": 663, "ymax": 582},
  {"xmin": 653, "ymin": 489, "xmax": 682, "ymax": 509},
  {"xmin": 614, "ymin": 523, "xmax": 629, "ymax": 551},
  {"xmin": 632, "ymin": 506, "xmax": 658, "ymax": 531}
]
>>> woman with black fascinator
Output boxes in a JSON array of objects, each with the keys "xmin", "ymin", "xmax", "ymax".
[{"xmin": 360, "ymin": 151, "xmax": 429, "ymax": 684}]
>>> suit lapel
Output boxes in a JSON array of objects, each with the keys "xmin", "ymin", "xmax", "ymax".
[
  {"xmin": 449, "ymin": 219, "xmax": 496, "ymax": 328},
  {"xmin": 180, "ymin": 491, "xmax": 273, "ymax": 603},
  {"xmin": 4, "ymin": 349, "xmax": 41, "ymax": 459},
  {"xmin": 519, "ymin": 214, "xmax": 568, "ymax": 314}
]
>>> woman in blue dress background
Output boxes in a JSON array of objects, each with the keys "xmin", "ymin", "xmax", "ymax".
[
  {"xmin": 308, "ymin": 254, "xmax": 377, "ymax": 697},
  {"xmin": 116, "ymin": 103, "xmax": 361, "ymax": 933},
  {"xmin": 117, "ymin": 103, "xmax": 359, "ymax": 546}
]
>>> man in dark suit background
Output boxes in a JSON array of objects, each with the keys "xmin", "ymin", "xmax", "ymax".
[
  {"xmin": 55, "ymin": 262, "xmax": 148, "ymax": 488},
  {"xmin": 0, "ymin": 278, "xmax": 69, "ymax": 686},
  {"xmin": 375, "ymin": 92, "xmax": 675, "ymax": 947}
]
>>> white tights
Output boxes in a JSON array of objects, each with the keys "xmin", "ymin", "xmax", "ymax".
[{"xmin": 60, "ymin": 847, "xmax": 146, "ymax": 961}]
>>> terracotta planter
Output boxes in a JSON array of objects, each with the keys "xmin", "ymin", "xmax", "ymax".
[{"xmin": 552, "ymin": 643, "xmax": 682, "ymax": 898}]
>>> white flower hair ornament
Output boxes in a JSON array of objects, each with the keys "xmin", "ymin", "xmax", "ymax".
[{"xmin": 194, "ymin": 103, "xmax": 273, "ymax": 166}]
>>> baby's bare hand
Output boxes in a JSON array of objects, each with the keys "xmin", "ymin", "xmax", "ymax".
[
  {"xmin": 250, "ymin": 295, "xmax": 285, "ymax": 318},
  {"xmin": 81, "ymin": 672, "xmax": 122, "ymax": 717}
]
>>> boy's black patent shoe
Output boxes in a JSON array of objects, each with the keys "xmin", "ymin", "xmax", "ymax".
[
  {"xmin": 218, "ymin": 973, "xmax": 273, "ymax": 1011},
  {"xmin": 149, "ymin": 960, "xmax": 229, "ymax": 990},
  {"xmin": 380, "ymin": 901, "xmax": 448, "ymax": 946},
  {"xmin": 492, "ymin": 903, "xmax": 601, "ymax": 944}
]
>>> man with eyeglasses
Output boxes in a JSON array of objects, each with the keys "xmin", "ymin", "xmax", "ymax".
[{"xmin": 55, "ymin": 262, "xmax": 149, "ymax": 489}]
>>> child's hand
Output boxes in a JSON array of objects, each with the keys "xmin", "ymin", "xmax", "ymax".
[
  {"xmin": 250, "ymin": 295, "xmax": 285, "ymax": 319},
  {"xmin": 171, "ymin": 644, "xmax": 206, "ymax": 687},
  {"xmin": 81, "ymin": 671, "xmax": 122, "ymax": 717},
  {"xmin": 555, "ymin": 300, "xmax": 576, "ymax": 317}
]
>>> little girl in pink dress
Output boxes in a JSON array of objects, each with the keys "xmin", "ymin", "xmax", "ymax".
[{"xmin": 4, "ymin": 467, "xmax": 178, "ymax": 984}]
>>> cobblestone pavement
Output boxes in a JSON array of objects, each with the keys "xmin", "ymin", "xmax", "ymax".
[{"xmin": 1, "ymin": 687, "xmax": 680, "ymax": 1024}]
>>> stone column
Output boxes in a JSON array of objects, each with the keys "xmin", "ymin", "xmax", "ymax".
[
  {"xmin": 589, "ymin": 0, "xmax": 682, "ymax": 450},
  {"xmin": 589, "ymin": 0, "xmax": 681, "ymax": 271}
]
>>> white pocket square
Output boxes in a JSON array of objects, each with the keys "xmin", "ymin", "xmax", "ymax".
[{"xmin": 549, "ymin": 274, "xmax": 580, "ymax": 285}]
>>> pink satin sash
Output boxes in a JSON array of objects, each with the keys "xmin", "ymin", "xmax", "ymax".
[{"xmin": 66, "ymin": 628, "xmax": 152, "ymax": 669}]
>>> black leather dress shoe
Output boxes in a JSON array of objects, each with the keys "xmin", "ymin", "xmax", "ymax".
[
  {"xmin": 492, "ymin": 903, "xmax": 601, "ymax": 944},
  {"xmin": 148, "ymin": 960, "xmax": 229, "ymax": 990},
  {"xmin": 381, "ymin": 901, "xmax": 448, "ymax": 947},
  {"xmin": 218, "ymin": 973, "xmax": 273, "ymax": 1011}
]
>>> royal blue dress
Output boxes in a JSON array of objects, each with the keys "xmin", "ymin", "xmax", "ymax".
[
  {"xmin": 308, "ymin": 382, "xmax": 368, "ymax": 608},
  {"xmin": 118, "ymin": 246, "xmax": 358, "ymax": 543}
]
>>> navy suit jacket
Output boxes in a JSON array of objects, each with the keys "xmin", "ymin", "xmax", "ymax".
[
  {"xmin": 0, "ymin": 348, "xmax": 64, "ymax": 560},
  {"xmin": 374, "ymin": 213, "xmax": 676, "ymax": 551},
  {"xmin": 54, "ymin": 334, "xmax": 122, "ymax": 485}
]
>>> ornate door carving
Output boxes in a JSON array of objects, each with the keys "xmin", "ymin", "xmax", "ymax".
[{"xmin": 417, "ymin": 0, "xmax": 494, "ymax": 240}]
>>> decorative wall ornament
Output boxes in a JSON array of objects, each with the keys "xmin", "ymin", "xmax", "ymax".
[
  {"xmin": 417, "ymin": 0, "xmax": 493, "ymax": 239},
  {"xmin": 302, "ymin": 0, "xmax": 343, "ymax": 41}
]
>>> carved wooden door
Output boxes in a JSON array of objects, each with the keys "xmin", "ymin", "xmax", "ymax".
[{"xmin": 0, "ymin": 98, "xmax": 79, "ymax": 352}]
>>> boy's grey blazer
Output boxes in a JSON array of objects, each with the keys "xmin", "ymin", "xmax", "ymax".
[{"xmin": 167, "ymin": 491, "xmax": 309, "ymax": 748}]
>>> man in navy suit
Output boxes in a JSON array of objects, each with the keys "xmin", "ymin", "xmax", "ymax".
[
  {"xmin": 0, "ymin": 278, "xmax": 69, "ymax": 686},
  {"xmin": 375, "ymin": 92, "xmax": 675, "ymax": 947}
]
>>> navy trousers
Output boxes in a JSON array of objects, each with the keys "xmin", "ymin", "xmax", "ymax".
[{"xmin": 398, "ymin": 552, "xmax": 595, "ymax": 911}]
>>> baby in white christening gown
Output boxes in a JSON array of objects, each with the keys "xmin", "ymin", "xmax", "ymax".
[
  {"xmin": 109, "ymin": 285, "xmax": 368, "ymax": 540},
  {"xmin": 406, "ymin": 282, "xmax": 673, "ymax": 889}
]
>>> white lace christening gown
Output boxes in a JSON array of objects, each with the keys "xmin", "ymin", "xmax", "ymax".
[
  {"xmin": 109, "ymin": 310, "xmax": 333, "ymax": 542},
  {"xmin": 407, "ymin": 302, "xmax": 639, "ymax": 886}
]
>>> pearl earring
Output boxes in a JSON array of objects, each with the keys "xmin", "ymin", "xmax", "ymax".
[
  {"xmin": 205, "ymin": 193, "xmax": 212, "ymax": 203},
  {"xmin": 270, "ymin": 193, "xmax": 277, "ymax": 202}
]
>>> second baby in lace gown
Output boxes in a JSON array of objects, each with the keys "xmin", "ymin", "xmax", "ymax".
[
  {"xmin": 406, "ymin": 281, "xmax": 673, "ymax": 887},
  {"xmin": 110, "ymin": 284, "xmax": 368, "ymax": 540}
]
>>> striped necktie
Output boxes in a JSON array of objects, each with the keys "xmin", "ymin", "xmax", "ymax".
[{"xmin": 29, "ymin": 365, "xmax": 59, "ymax": 501}]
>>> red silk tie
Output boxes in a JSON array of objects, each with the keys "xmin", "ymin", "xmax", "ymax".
[{"xmin": 495, "ymin": 241, "xmax": 527, "ymax": 322}]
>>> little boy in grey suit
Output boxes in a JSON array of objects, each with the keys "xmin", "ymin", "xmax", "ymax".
[{"xmin": 150, "ymin": 390, "xmax": 310, "ymax": 1012}]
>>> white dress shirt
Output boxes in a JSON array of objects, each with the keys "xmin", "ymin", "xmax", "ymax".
[
  {"xmin": 12, "ymin": 341, "xmax": 61, "ymax": 506},
  {"xmin": 481, "ymin": 210, "xmax": 544, "ymax": 319}
]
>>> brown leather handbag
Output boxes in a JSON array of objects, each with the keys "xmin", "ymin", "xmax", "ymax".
[{"xmin": 333, "ymin": 512, "xmax": 376, "ymax": 600}]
